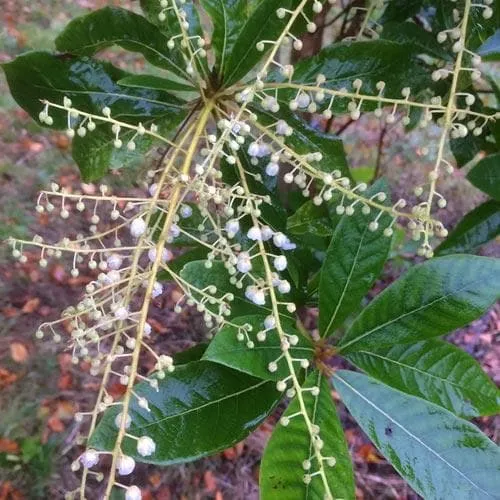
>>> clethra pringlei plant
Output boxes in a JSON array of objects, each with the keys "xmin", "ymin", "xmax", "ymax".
[{"xmin": 3, "ymin": 0, "xmax": 500, "ymax": 498}]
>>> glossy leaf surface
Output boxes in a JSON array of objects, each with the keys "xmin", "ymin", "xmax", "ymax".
[
  {"xmin": 1, "ymin": 52, "xmax": 185, "ymax": 180},
  {"xmin": 261, "ymin": 371, "xmax": 355, "ymax": 500},
  {"xmin": 347, "ymin": 339, "xmax": 500, "ymax": 417},
  {"xmin": 288, "ymin": 41, "xmax": 433, "ymax": 110},
  {"xmin": 339, "ymin": 255, "xmax": 500, "ymax": 353},
  {"xmin": 435, "ymin": 201, "xmax": 500, "ymax": 255},
  {"xmin": 118, "ymin": 74, "xmax": 196, "ymax": 93},
  {"xmin": 381, "ymin": 21, "xmax": 451, "ymax": 60},
  {"xmin": 319, "ymin": 182, "xmax": 392, "ymax": 338},
  {"xmin": 55, "ymin": 7, "xmax": 190, "ymax": 79},
  {"xmin": 333, "ymin": 370, "xmax": 500, "ymax": 499},
  {"xmin": 223, "ymin": 0, "xmax": 309, "ymax": 86},
  {"xmin": 203, "ymin": 315, "xmax": 313, "ymax": 380},
  {"xmin": 201, "ymin": 0, "xmax": 250, "ymax": 79},
  {"xmin": 467, "ymin": 153, "xmax": 500, "ymax": 200},
  {"xmin": 90, "ymin": 361, "xmax": 280, "ymax": 464}
]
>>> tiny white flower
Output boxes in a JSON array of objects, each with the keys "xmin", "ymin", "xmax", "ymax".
[
  {"xmin": 274, "ymin": 255, "xmax": 287, "ymax": 271},
  {"xmin": 278, "ymin": 280, "xmax": 291, "ymax": 294},
  {"xmin": 114, "ymin": 307, "xmax": 129, "ymax": 320},
  {"xmin": 248, "ymin": 142, "xmax": 260, "ymax": 157},
  {"xmin": 117, "ymin": 455, "xmax": 136, "ymax": 476},
  {"xmin": 148, "ymin": 247, "xmax": 173, "ymax": 263},
  {"xmin": 169, "ymin": 224, "xmax": 180, "ymax": 239},
  {"xmin": 179, "ymin": 205, "xmax": 193, "ymax": 218},
  {"xmin": 152, "ymin": 281, "xmax": 163, "ymax": 299},
  {"xmin": 282, "ymin": 238, "xmax": 296, "ymax": 251},
  {"xmin": 225, "ymin": 219, "xmax": 240, "ymax": 237},
  {"xmin": 276, "ymin": 120, "xmax": 290, "ymax": 135},
  {"xmin": 106, "ymin": 270, "xmax": 121, "ymax": 283},
  {"xmin": 143, "ymin": 322, "xmax": 152, "ymax": 336},
  {"xmin": 264, "ymin": 315, "xmax": 276, "ymax": 330},
  {"xmin": 261, "ymin": 226, "xmax": 274, "ymax": 241},
  {"xmin": 114, "ymin": 412, "xmax": 131, "ymax": 429},
  {"xmin": 257, "ymin": 143, "xmax": 271, "ymax": 158},
  {"xmin": 297, "ymin": 93, "xmax": 311, "ymax": 108},
  {"xmin": 148, "ymin": 183, "xmax": 158, "ymax": 196},
  {"xmin": 247, "ymin": 226, "xmax": 262, "ymax": 241},
  {"xmin": 80, "ymin": 449, "xmax": 99, "ymax": 468},
  {"xmin": 125, "ymin": 486, "xmax": 142, "ymax": 500},
  {"xmin": 137, "ymin": 436, "xmax": 156, "ymax": 457},
  {"xmin": 237, "ymin": 252, "xmax": 252, "ymax": 273},
  {"xmin": 130, "ymin": 217, "xmax": 147, "ymax": 238},
  {"xmin": 250, "ymin": 289, "xmax": 266, "ymax": 306},
  {"xmin": 107, "ymin": 253, "xmax": 123, "ymax": 270},
  {"xmin": 273, "ymin": 232, "xmax": 287, "ymax": 248},
  {"xmin": 266, "ymin": 162, "xmax": 280, "ymax": 176}
]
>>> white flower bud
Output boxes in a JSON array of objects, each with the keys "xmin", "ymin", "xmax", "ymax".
[
  {"xmin": 266, "ymin": 162, "xmax": 280, "ymax": 176},
  {"xmin": 125, "ymin": 486, "xmax": 142, "ymax": 500},
  {"xmin": 130, "ymin": 217, "xmax": 147, "ymax": 238},
  {"xmin": 264, "ymin": 315, "xmax": 276, "ymax": 330},
  {"xmin": 148, "ymin": 247, "xmax": 173, "ymax": 263},
  {"xmin": 107, "ymin": 254, "xmax": 123, "ymax": 270},
  {"xmin": 247, "ymin": 226, "xmax": 262, "ymax": 241},
  {"xmin": 278, "ymin": 280, "xmax": 291, "ymax": 294},
  {"xmin": 273, "ymin": 255, "xmax": 287, "ymax": 271},
  {"xmin": 237, "ymin": 252, "xmax": 252, "ymax": 273},
  {"xmin": 114, "ymin": 307, "xmax": 129, "ymax": 320},
  {"xmin": 137, "ymin": 436, "xmax": 156, "ymax": 457},
  {"xmin": 117, "ymin": 455, "xmax": 135, "ymax": 476},
  {"xmin": 80, "ymin": 449, "xmax": 99, "ymax": 468}
]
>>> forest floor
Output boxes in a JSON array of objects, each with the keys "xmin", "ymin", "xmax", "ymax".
[{"xmin": 0, "ymin": 1, "xmax": 498, "ymax": 499}]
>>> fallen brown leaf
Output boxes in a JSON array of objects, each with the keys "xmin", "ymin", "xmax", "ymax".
[
  {"xmin": 0, "ymin": 438, "xmax": 19, "ymax": 454},
  {"xmin": 9, "ymin": 342, "xmax": 29, "ymax": 363}
]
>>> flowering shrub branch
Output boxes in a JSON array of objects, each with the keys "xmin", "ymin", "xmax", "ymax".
[{"xmin": 3, "ymin": 0, "xmax": 500, "ymax": 498}]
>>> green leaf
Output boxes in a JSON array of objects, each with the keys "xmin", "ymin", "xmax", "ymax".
[
  {"xmin": 261, "ymin": 371, "xmax": 355, "ymax": 500},
  {"xmin": 338, "ymin": 255, "xmax": 500, "ymax": 353},
  {"xmin": 319, "ymin": 182, "xmax": 392, "ymax": 338},
  {"xmin": 467, "ymin": 153, "xmax": 500, "ymax": 200},
  {"xmin": 140, "ymin": 0, "xmax": 204, "ymax": 39},
  {"xmin": 255, "ymin": 106, "xmax": 350, "ymax": 178},
  {"xmin": 73, "ymin": 113, "xmax": 186, "ymax": 181},
  {"xmin": 435, "ymin": 201, "xmax": 500, "ymax": 255},
  {"xmin": 333, "ymin": 370, "xmax": 500, "ymax": 500},
  {"xmin": 223, "ymin": 0, "xmax": 301, "ymax": 86},
  {"xmin": 179, "ymin": 260, "xmax": 291, "ymax": 318},
  {"xmin": 1, "ymin": 52, "xmax": 185, "ymax": 181},
  {"xmin": 200, "ymin": 0, "xmax": 250, "ymax": 79},
  {"xmin": 90, "ymin": 361, "xmax": 280, "ymax": 464},
  {"xmin": 203, "ymin": 315, "xmax": 314, "ymax": 380},
  {"xmin": 118, "ymin": 74, "xmax": 196, "ymax": 93},
  {"xmin": 381, "ymin": 22, "xmax": 452, "ymax": 60},
  {"xmin": 347, "ymin": 339, "xmax": 500, "ymax": 418},
  {"xmin": 287, "ymin": 200, "xmax": 335, "ymax": 239},
  {"xmin": 55, "ymin": 7, "xmax": 190, "ymax": 79},
  {"xmin": 288, "ymin": 40, "xmax": 433, "ymax": 110},
  {"xmin": 381, "ymin": 0, "xmax": 424, "ymax": 23},
  {"xmin": 450, "ymin": 132, "xmax": 493, "ymax": 168}
]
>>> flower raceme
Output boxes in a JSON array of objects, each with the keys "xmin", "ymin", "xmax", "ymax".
[{"xmin": 4, "ymin": 0, "xmax": 500, "ymax": 498}]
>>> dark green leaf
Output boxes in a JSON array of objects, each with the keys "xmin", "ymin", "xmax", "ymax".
[
  {"xmin": 381, "ymin": 0, "xmax": 424, "ymax": 23},
  {"xmin": 467, "ymin": 153, "xmax": 500, "ymax": 200},
  {"xmin": 173, "ymin": 344, "xmax": 208, "ymax": 365},
  {"xmin": 255, "ymin": 106, "xmax": 350, "ymax": 178},
  {"xmin": 1, "ymin": 52, "xmax": 185, "ymax": 180},
  {"xmin": 319, "ymin": 182, "xmax": 392, "ymax": 338},
  {"xmin": 118, "ymin": 74, "xmax": 196, "ymax": 93},
  {"xmin": 261, "ymin": 371, "xmax": 355, "ymax": 500},
  {"xmin": 55, "ymin": 7, "xmax": 190, "ymax": 79},
  {"xmin": 347, "ymin": 339, "xmax": 500, "ymax": 418},
  {"xmin": 90, "ymin": 361, "xmax": 280, "ymax": 464},
  {"xmin": 338, "ymin": 255, "xmax": 500, "ymax": 353},
  {"xmin": 287, "ymin": 200, "xmax": 334, "ymax": 239},
  {"xmin": 450, "ymin": 131, "xmax": 493, "ymax": 167},
  {"xmin": 223, "ymin": 0, "xmax": 303, "ymax": 86},
  {"xmin": 203, "ymin": 315, "xmax": 313, "ymax": 380},
  {"xmin": 179, "ymin": 260, "xmax": 292, "ymax": 318},
  {"xmin": 288, "ymin": 40, "xmax": 433, "ymax": 109},
  {"xmin": 381, "ymin": 22, "xmax": 452, "ymax": 60},
  {"xmin": 435, "ymin": 201, "xmax": 500, "ymax": 255},
  {"xmin": 200, "ymin": 0, "xmax": 250, "ymax": 79},
  {"xmin": 73, "ymin": 113, "xmax": 186, "ymax": 181},
  {"xmin": 333, "ymin": 370, "xmax": 500, "ymax": 499}
]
